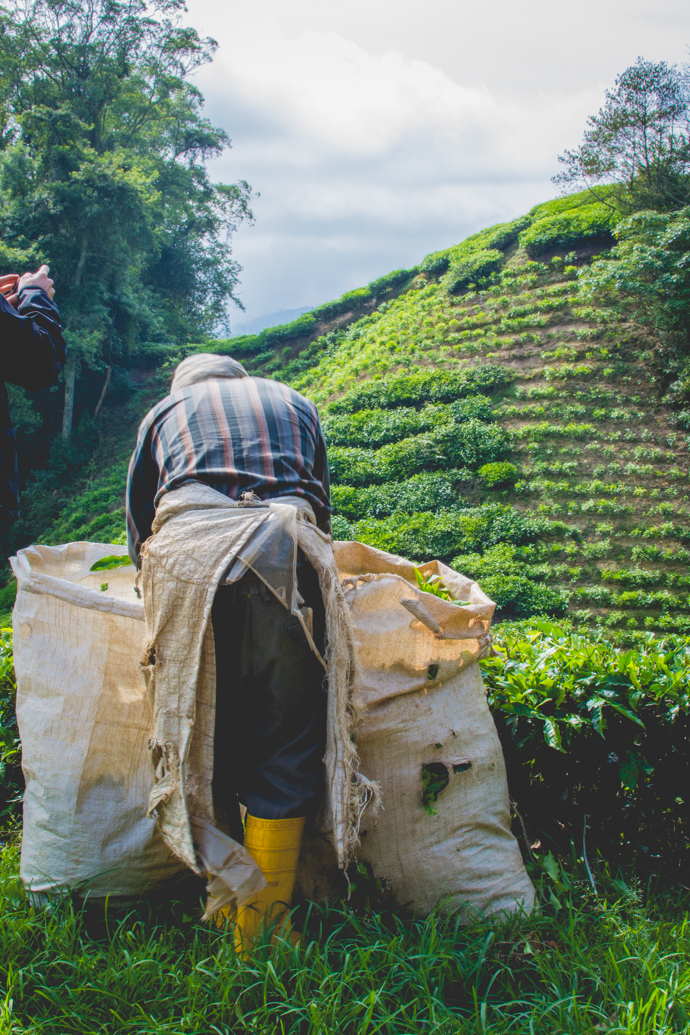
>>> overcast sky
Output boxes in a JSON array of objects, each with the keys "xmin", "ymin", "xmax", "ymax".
[{"xmin": 185, "ymin": 0, "xmax": 690, "ymax": 329}]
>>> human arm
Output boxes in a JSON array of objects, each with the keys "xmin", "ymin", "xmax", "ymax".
[
  {"xmin": 126, "ymin": 420, "xmax": 160, "ymax": 566},
  {"xmin": 312, "ymin": 419, "xmax": 332, "ymax": 536},
  {"xmin": 0, "ymin": 266, "xmax": 65, "ymax": 391}
]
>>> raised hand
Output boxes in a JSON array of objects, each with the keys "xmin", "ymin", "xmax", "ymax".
[
  {"xmin": 7, "ymin": 265, "xmax": 55, "ymax": 306},
  {"xmin": 0, "ymin": 274, "xmax": 19, "ymax": 302}
]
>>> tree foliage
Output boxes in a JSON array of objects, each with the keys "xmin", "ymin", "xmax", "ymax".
[
  {"xmin": 578, "ymin": 207, "xmax": 690, "ymax": 396},
  {"xmin": 0, "ymin": 0, "xmax": 251, "ymax": 553},
  {"xmin": 0, "ymin": 0, "xmax": 251, "ymax": 432},
  {"xmin": 554, "ymin": 58, "xmax": 690, "ymax": 212}
]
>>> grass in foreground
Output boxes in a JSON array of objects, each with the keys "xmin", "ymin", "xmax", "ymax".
[{"xmin": 1, "ymin": 845, "xmax": 689, "ymax": 1033}]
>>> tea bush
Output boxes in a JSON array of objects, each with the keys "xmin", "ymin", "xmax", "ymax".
[
  {"xmin": 330, "ymin": 469, "xmax": 471, "ymax": 520},
  {"xmin": 446, "ymin": 419, "xmax": 510, "ymax": 468},
  {"xmin": 209, "ymin": 311, "xmax": 320, "ymax": 357},
  {"xmin": 452, "ymin": 544, "xmax": 570, "ymax": 619},
  {"xmin": 442, "ymin": 248, "xmax": 504, "ymax": 294},
  {"xmin": 366, "ymin": 267, "xmax": 418, "ymax": 295},
  {"xmin": 478, "ymin": 461, "xmax": 519, "ymax": 487},
  {"xmin": 328, "ymin": 420, "xmax": 510, "ymax": 485},
  {"xmin": 336, "ymin": 503, "xmax": 553, "ymax": 562},
  {"xmin": 483, "ymin": 620, "xmax": 690, "ymax": 881},
  {"xmin": 322, "ymin": 404, "xmax": 453, "ymax": 448},
  {"xmin": 449, "ymin": 394, "xmax": 496, "ymax": 422},
  {"xmin": 327, "ymin": 364, "xmax": 512, "ymax": 414},
  {"xmin": 328, "ymin": 435, "xmax": 445, "ymax": 485},
  {"xmin": 419, "ymin": 215, "xmax": 530, "ymax": 274},
  {"xmin": 519, "ymin": 204, "xmax": 615, "ymax": 258},
  {"xmin": 513, "ymin": 421, "xmax": 599, "ymax": 442}
]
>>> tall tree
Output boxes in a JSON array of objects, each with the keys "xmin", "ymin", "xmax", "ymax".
[
  {"xmin": 554, "ymin": 58, "xmax": 690, "ymax": 213},
  {"xmin": 0, "ymin": 0, "xmax": 252, "ymax": 441}
]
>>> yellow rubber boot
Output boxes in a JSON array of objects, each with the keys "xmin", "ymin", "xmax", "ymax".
[{"xmin": 234, "ymin": 815, "xmax": 305, "ymax": 956}]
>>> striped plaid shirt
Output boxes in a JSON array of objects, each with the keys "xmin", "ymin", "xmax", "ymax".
[{"xmin": 126, "ymin": 376, "xmax": 331, "ymax": 561}]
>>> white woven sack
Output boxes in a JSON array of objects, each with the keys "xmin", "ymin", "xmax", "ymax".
[
  {"xmin": 11, "ymin": 542, "xmax": 184, "ymax": 900},
  {"xmin": 12, "ymin": 537, "xmax": 533, "ymax": 918},
  {"xmin": 300, "ymin": 541, "xmax": 535, "ymax": 920}
]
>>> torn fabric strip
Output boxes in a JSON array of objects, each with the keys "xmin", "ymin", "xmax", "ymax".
[{"xmin": 140, "ymin": 482, "xmax": 373, "ymax": 913}]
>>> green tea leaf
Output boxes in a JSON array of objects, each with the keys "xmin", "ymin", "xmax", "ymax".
[
  {"xmin": 90, "ymin": 555, "xmax": 132, "ymax": 572},
  {"xmin": 619, "ymin": 758, "xmax": 639, "ymax": 789},
  {"xmin": 543, "ymin": 717, "xmax": 565, "ymax": 752}
]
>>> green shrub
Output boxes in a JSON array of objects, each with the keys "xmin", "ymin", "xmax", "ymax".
[
  {"xmin": 519, "ymin": 203, "xmax": 615, "ymax": 258},
  {"xmin": 442, "ymin": 249, "xmax": 504, "ymax": 294},
  {"xmin": 322, "ymin": 404, "xmax": 453, "ymax": 448},
  {"xmin": 0, "ymin": 580, "xmax": 16, "ymax": 614},
  {"xmin": 452, "ymin": 544, "xmax": 569, "ymax": 619},
  {"xmin": 310, "ymin": 286, "xmax": 375, "ymax": 323},
  {"xmin": 330, "ymin": 470, "xmax": 471, "ymax": 520},
  {"xmin": 443, "ymin": 419, "xmax": 509, "ymax": 469},
  {"xmin": 580, "ymin": 498, "xmax": 634, "ymax": 516},
  {"xmin": 419, "ymin": 247, "xmax": 455, "ymax": 274},
  {"xmin": 328, "ymin": 435, "xmax": 445, "ymax": 485},
  {"xmin": 343, "ymin": 511, "xmax": 464, "ymax": 559},
  {"xmin": 208, "ymin": 312, "xmax": 321, "ymax": 358},
  {"xmin": 420, "ymin": 216, "xmax": 530, "ymax": 274},
  {"xmin": 482, "ymin": 574, "xmax": 569, "ymax": 619},
  {"xmin": 328, "ymin": 420, "xmax": 509, "ymax": 485},
  {"xmin": 328, "ymin": 365, "xmax": 512, "ymax": 415},
  {"xmin": 482, "ymin": 619, "xmax": 690, "ymax": 880},
  {"xmin": 478, "ymin": 461, "xmax": 519, "ymax": 488},
  {"xmin": 528, "ymin": 185, "xmax": 618, "ymax": 220},
  {"xmin": 449, "ymin": 395, "xmax": 495, "ymax": 422},
  {"xmin": 367, "ymin": 268, "xmax": 417, "ymax": 294},
  {"xmin": 331, "ymin": 515, "xmax": 354, "ymax": 540},
  {"xmin": 513, "ymin": 421, "xmax": 599, "ymax": 442},
  {"xmin": 343, "ymin": 503, "xmax": 550, "ymax": 561},
  {"xmin": 600, "ymin": 566, "xmax": 665, "ymax": 587}
]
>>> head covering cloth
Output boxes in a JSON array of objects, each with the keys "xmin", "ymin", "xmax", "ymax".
[{"xmin": 171, "ymin": 354, "xmax": 248, "ymax": 394}]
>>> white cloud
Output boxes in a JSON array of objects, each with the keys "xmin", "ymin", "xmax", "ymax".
[{"xmin": 185, "ymin": 1, "xmax": 688, "ymax": 321}]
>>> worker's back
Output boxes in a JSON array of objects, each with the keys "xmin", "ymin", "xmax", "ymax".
[{"xmin": 127, "ymin": 373, "xmax": 331, "ymax": 560}]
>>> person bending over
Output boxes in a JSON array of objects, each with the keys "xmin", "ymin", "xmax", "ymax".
[{"xmin": 126, "ymin": 353, "xmax": 331, "ymax": 951}]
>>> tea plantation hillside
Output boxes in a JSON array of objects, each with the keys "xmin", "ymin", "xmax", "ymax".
[{"xmin": 28, "ymin": 189, "xmax": 690, "ymax": 635}]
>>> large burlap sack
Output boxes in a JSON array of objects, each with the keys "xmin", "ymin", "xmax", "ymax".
[
  {"xmin": 13, "ymin": 538, "xmax": 533, "ymax": 918},
  {"xmin": 298, "ymin": 542, "xmax": 535, "ymax": 920},
  {"xmin": 11, "ymin": 542, "xmax": 185, "ymax": 900}
]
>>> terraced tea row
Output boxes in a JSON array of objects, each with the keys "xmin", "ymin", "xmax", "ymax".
[{"xmin": 299, "ymin": 251, "xmax": 689, "ymax": 632}]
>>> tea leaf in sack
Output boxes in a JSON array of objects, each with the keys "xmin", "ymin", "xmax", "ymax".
[
  {"xmin": 414, "ymin": 567, "xmax": 471, "ymax": 605},
  {"xmin": 90, "ymin": 555, "xmax": 132, "ymax": 572},
  {"xmin": 421, "ymin": 762, "xmax": 450, "ymax": 816}
]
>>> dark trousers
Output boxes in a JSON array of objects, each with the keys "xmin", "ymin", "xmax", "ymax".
[{"xmin": 211, "ymin": 552, "xmax": 327, "ymax": 843}]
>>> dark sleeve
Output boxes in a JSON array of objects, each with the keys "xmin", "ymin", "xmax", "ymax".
[
  {"xmin": 0, "ymin": 286, "xmax": 66, "ymax": 390},
  {"xmin": 313, "ymin": 417, "xmax": 332, "ymax": 536},
  {"xmin": 126, "ymin": 420, "xmax": 160, "ymax": 565}
]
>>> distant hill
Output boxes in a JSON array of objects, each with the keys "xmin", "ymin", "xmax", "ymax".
[{"xmin": 33, "ymin": 188, "xmax": 690, "ymax": 637}]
